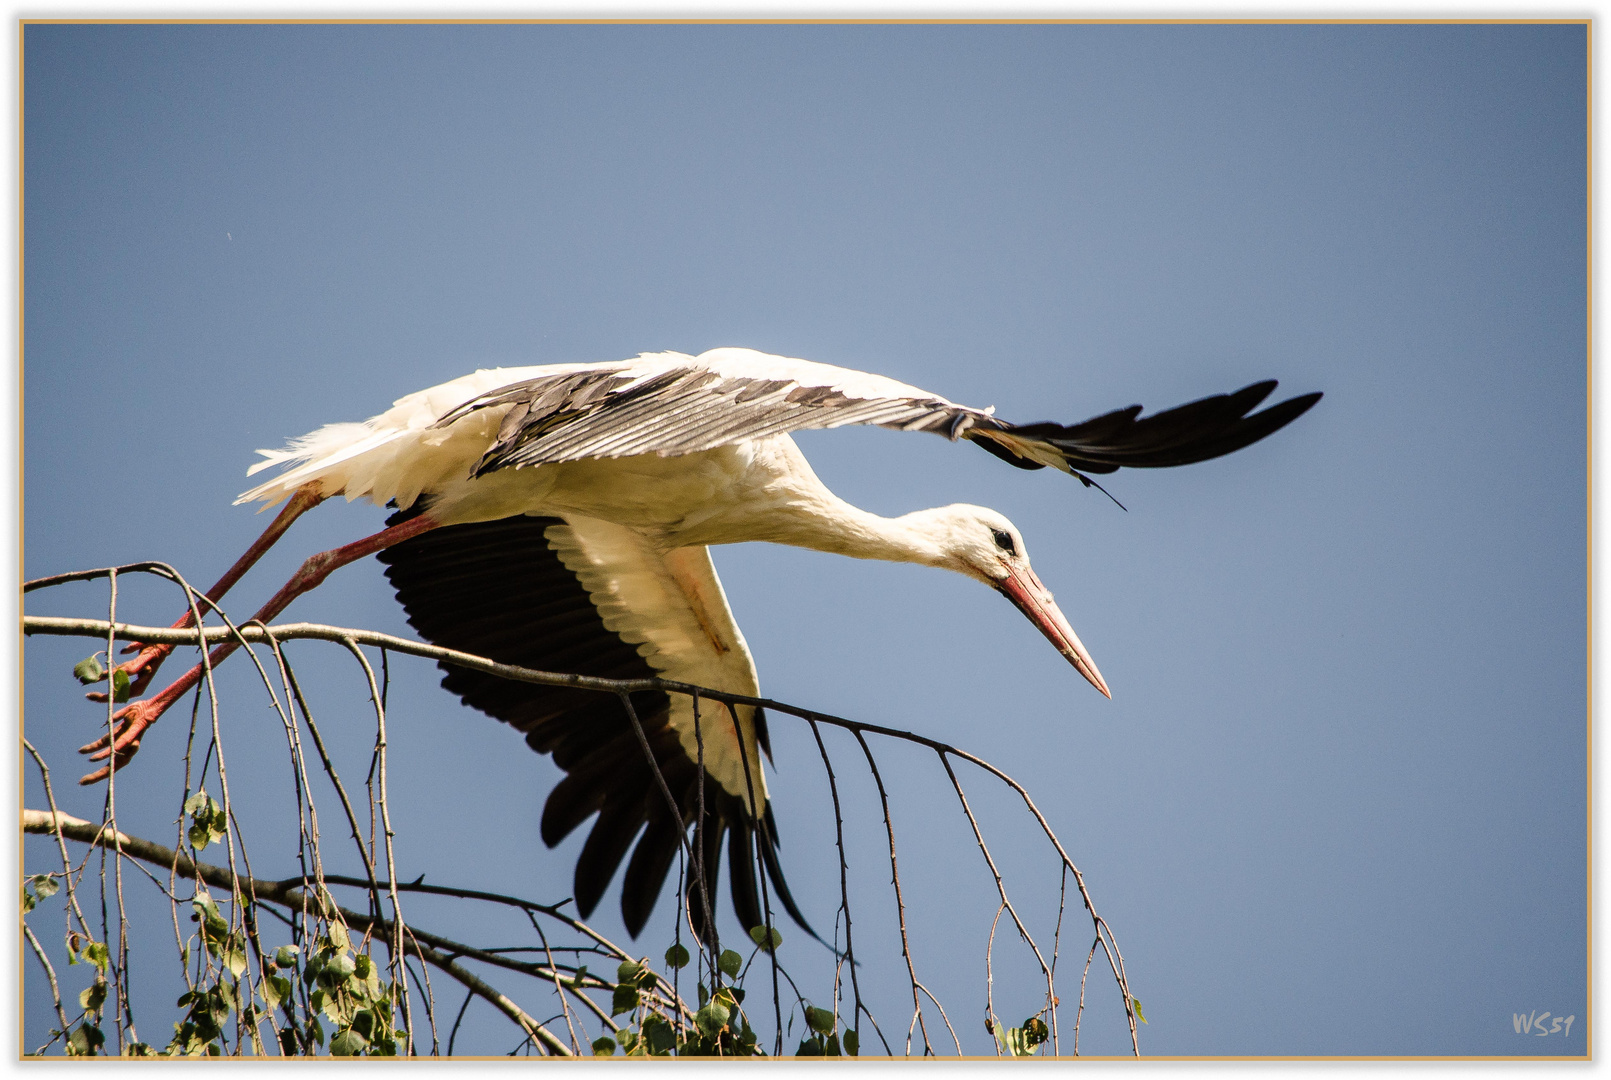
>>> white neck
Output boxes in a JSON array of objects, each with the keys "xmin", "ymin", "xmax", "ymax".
[
  {"xmin": 663, "ymin": 437, "xmax": 973, "ymax": 575},
  {"xmin": 773, "ymin": 497, "xmax": 956, "ymax": 569}
]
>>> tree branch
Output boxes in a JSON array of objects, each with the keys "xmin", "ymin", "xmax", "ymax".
[
  {"xmin": 21, "ymin": 809, "xmax": 571, "ymax": 1056},
  {"xmin": 25, "ymin": 611, "xmax": 1139, "ymax": 1056}
]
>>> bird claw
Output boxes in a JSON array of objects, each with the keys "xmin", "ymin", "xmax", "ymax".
[
  {"xmin": 78, "ymin": 700, "xmax": 155, "ymax": 764},
  {"xmin": 77, "ymin": 737, "xmax": 143, "ymax": 786}
]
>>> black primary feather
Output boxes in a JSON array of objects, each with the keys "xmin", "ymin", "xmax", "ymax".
[
  {"xmin": 376, "ymin": 511, "xmax": 808, "ymax": 942},
  {"xmin": 970, "ymin": 380, "xmax": 1322, "ymax": 476}
]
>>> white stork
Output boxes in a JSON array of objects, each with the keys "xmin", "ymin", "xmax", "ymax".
[{"xmin": 79, "ymin": 347, "xmax": 1320, "ymax": 939}]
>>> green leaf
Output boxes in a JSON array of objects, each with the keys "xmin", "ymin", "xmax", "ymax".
[
  {"xmin": 67, "ymin": 1022, "xmax": 105, "ymax": 1056},
  {"xmin": 21, "ymin": 875, "xmax": 55, "ymax": 914},
  {"xmin": 999, "ymin": 1025, "xmax": 1031, "ymax": 1057},
  {"xmin": 591, "ymin": 1036, "xmax": 617, "ymax": 1056},
  {"xmin": 110, "ymin": 668, "xmax": 131, "ymax": 703},
  {"xmin": 610, "ymin": 982, "xmax": 639, "ymax": 1016},
  {"xmin": 1022, "ymin": 1016, "xmax": 1049, "ymax": 1046},
  {"xmin": 747, "ymin": 925, "xmax": 782, "ymax": 950},
  {"xmin": 844, "ymin": 1028, "xmax": 859, "ymax": 1056},
  {"xmin": 616, "ymin": 959, "xmax": 643, "ymax": 984},
  {"xmin": 644, "ymin": 1015, "xmax": 677, "ymax": 1055},
  {"xmin": 1131, "ymin": 996, "xmax": 1147, "ymax": 1024},
  {"xmin": 695, "ymin": 999, "xmax": 730, "ymax": 1037},
  {"xmin": 327, "ymin": 922, "xmax": 350, "ymax": 952},
  {"xmin": 330, "ymin": 1027, "xmax": 368, "ymax": 1056},
  {"xmin": 73, "ymin": 656, "xmax": 106, "ymax": 684},
  {"xmin": 273, "ymin": 945, "xmax": 299, "ymax": 969},
  {"xmin": 804, "ymin": 1005, "xmax": 835, "ymax": 1034},
  {"xmin": 354, "ymin": 953, "xmax": 373, "ymax": 980},
  {"xmin": 664, "ymin": 943, "xmax": 690, "ymax": 969},
  {"xmin": 221, "ymin": 942, "xmax": 248, "ymax": 978},
  {"xmin": 262, "ymin": 974, "xmax": 291, "ymax": 1012},
  {"xmin": 78, "ymin": 979, "xmax": 107, "ymax": 1013},
  {"xmin": 717, "ymin": 948, "xmax": 742, "ymax": 979},
  {"xmin": 82, "ymin": 941, "xmax": 110, "ymax": 972}
]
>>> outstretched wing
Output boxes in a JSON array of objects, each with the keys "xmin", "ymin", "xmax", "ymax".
[
  {"xmin": 432, "ymin": 347, "xmax": 996, "ymax": 477},
  {"xmin": 376, "ymin": 510, "xmax": 810, "ymax": 941},
  {"xmin": 437, "ymin": 348, "xmax": 1321, "ymax": 487},
  {"xmin": 237, "ymin": 347, "xmax": 1321, "ymax": 511}
]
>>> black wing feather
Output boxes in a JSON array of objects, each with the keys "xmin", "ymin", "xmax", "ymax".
[
  {"xmin": 377, "ymin": 511, "xmax": 808, "ymax": 941},
  {"xmin": 972, "ymin": 381, "xmax": 1321, "ymax": 476}
]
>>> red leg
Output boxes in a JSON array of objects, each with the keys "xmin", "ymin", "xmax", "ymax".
[
  {"xmin": 85, "ymin": 485, "xmax": 327, "ymax": 702},
  {"xmin": 78, "ymin": 510, "xmax": 442, "ymax": 785}
]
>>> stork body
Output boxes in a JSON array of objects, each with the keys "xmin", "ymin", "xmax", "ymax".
[{"xmin": 81, "ymin": 347, "xmax": 1321, "ymax": 940}]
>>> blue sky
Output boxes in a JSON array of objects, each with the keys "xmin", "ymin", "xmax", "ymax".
[{"xmin": 18, "ymin": 23, "xmax": 1587, "ymax": 1056}]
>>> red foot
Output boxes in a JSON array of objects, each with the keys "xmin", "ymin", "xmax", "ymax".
[
  {"xmin": 76, "ymin": 737, "xmax": 144, "ymax": 786},
  {"xmin": 77, "ymin": 698, "xmax": 164, "ymax": 784}
]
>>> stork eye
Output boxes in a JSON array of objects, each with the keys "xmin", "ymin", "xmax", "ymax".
[{"xmin": 991, "ymin": 528, "xmax": 1017, "ymax": 556}]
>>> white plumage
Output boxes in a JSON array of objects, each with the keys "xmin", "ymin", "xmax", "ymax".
[{"xmin": 88, "ymin": 346, "xmax": 1319, "ymax": 938}]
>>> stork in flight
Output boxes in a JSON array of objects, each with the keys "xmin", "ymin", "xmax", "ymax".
[{"xmin": 78, "ymin": 347, "xmax": 1320, "ymax": 940}]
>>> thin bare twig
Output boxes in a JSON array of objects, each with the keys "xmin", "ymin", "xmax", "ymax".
[
  {"xmin": 937, "ymin": 751, "xmax": 1056, "ymax": 1038},
  {"xmin": 803, "ymin": 719, "xmax": 865, "ymax": 1041},
  {"xmin": 23, "ymin": 921, "xmax": 71, "ymax": 1040},
  {"xmin": 851, "ymin": 731, "xmax": 929, "ymax": 1056}
]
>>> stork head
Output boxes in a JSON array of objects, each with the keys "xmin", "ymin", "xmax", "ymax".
[{"xmin": 915, "ymin": 505, "xmax": 1112, "ymax": 699}]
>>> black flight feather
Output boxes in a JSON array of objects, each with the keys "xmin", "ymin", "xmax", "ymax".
[
  {"xmin": 376, "ymin": 510, "xmax": 809, "ymax": 941},
  {"xmin": 979, "ymin": 381, "xmax": 1322, "ymax": 476}
]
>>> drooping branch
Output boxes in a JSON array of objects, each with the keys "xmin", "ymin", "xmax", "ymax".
[
  {"xmin": 25, "ymin": 611, "xmax": 1139, "ymax": 1056},
  {"xmin": 21, "ymin": 809, "xmax": 572, "ymax": 1057}
]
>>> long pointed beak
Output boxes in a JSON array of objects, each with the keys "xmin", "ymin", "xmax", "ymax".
[{"xmin": 996, "ymin": 565, "xmax": 1112, "ymax": 699}]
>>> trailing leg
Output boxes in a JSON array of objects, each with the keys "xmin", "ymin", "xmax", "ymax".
[
  {"xmin": 77, "ymin": 509, "xmax": 442, "ymax": 784},
  {"xmin": 85, "ymin": 484, "xmax": 328, "ymax": 702}
]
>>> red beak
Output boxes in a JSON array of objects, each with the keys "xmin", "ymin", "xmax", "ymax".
[{"xmin": 997, "ymin": 565, "xmax": 1112, "ymax": 699}]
